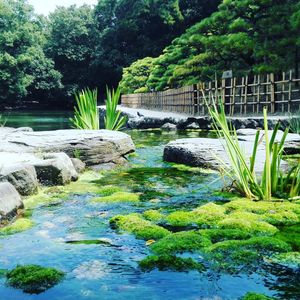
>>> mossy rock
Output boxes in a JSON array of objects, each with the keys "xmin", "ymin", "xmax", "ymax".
[
  {"xmin": 165, "ymin": 211, "xmax": 196, "ymax": 227},
  {"xmin": 206, "ymin": 237, "xmax": 291, "ymax": 271},
  {"xmin": 275, "ymin": 224, "xmax": 300, "ymax": 251},
  {"xmin": 269, "ymin": 252, "xmax": 300, "ymax": 270},
  {"xmin": 218, "ymin": 212, "xmax": 278, "ymax": 236},
  {"xmin": 6, "ymin": 265, "xmax": 64, "ymax": 294},
  {"xmin": 91, "ymin": 192, "xmax": 140, "ymax": 203},
  {"xmin": 150, "ymin": 231, "xmax": 212, "ymax": 255},
  {"xmin": 110, "ymin": 214, "xmax": 170, "ymax": 240},
  {"xmin": 95, "ymin": 185, "xmax": 123, "ymax": 196},
  {"xmin": 143, "ymin": 210, "xmax": 165, "ymax": 222},
  {"xmin": 240, "ymin": 292, "xmax": 275, "ymax": 300},
  {"xmin": 224, "ymin": 200, "xmax": 300, "ymax": 226},
  {"xmin": 0, "ymin": 218, "xmax": 34, "ymax": 236},
  {"xmin": 192, "ymin": 203, "xmax": 226, "ymax": 227},
  {"xmin": 139, "ymin": 255, "xmax": 205, "ymax": 272},
  {"xmin": 199, "ymin": 229, "xmax": 252, "ymax": 243}
]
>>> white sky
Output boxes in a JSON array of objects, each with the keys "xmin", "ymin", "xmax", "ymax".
[{"xmin": 28, "ymin": 0, "xmax": 98, "ymax": 15}]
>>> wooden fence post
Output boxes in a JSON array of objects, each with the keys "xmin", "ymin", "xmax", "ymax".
[{"xmin": 270, "ymin": 73, "xmax": 275, "ymax": 113}]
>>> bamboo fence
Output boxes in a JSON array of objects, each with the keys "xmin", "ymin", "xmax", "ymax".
[{"xmin": 121, "ymin": 71, "xmax": 300, "ymax": 115}]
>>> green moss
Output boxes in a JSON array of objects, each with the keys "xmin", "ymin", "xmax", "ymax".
[
  {"xmin": 192, "ymin": 203, "xmax": 226, "ymax": 227},
  {"xmin": 96, "ymin": 185, "xmax": 123, "ymax": 196},
  {"xmin": 200, "ymin": 229, "xmax": 252, "ymax": 243},
  {"xmin": 6, "ymin": 265, "xmax": 64, "ymax": 294},
  {"xmin": 0, "ymin": 218, "xmax": 34, "ymax": 236},
  {"xmin": 224, "ymin": 200, "xmax": 300, "ymax": 226},
  {"xmin": 218, "ymin": 212, "xmax": 278, "ymax": 236},
  {"xmin": 150, "ymin": 231, "xmax": 212, "ymax": 255},
  {"xmin": 139, "ymin": 255, "xmax": 204, "ymax": 272},
  {"xmin": 143, "ymin": 210, "xmax": 164, "ymax": 222},
  {"xmin": 269, "ymin": 252, "xmax": 300, "ymax": 269},
  {"xmin": 165, "ymin": 211, "xmax": 196, "ymax": 227},
  {"xmin": 275, "ymin": 225, "xmax": 300, "ymax": 251},
  {"xmin": 91, "ymin": 192, "xmax": 140, "ymax": 203},
  {"xmin": 110, "ymin": 214, "xmax": 170, "ymax": 240},
  {"xmin": 240, "ymin": 292, "xmax": 275, "ymax": 300}
]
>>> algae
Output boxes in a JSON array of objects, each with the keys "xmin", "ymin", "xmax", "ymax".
[
  {"xmin": 142, "ymin": 210, "xmax": 165, "ymax": 222},
  {"xmin": 269, "ymin": 252, "xmax": 300, "ymax": 269},
  {"xmin": 0, "ymin": 218, "xmax": 34, "ymax": 236},
  {"xmin": 95, "ymin": 185, "xmax": 123, "ymax": 196},
  {"xmin": 240, "ymin": 292, "xmax": 275, "ymax": 300},
  {"xmin": 6, "ymin": 265, "xmax": 64, "ymax": 294},
  {"xmin": 91, "ymin": 192, "xmax": 140, "ymax": 203}
]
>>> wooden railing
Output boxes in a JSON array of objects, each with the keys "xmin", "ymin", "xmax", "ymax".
[{"xmin": 121, "ymin": 70, "xmax": 300, "ymax": 115}]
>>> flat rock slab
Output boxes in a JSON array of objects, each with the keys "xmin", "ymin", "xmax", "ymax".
[
  {"xmin": 0, "ymin": 128, "xmax": 135, "ymax": 166},
  {"xmin": 164, "ymin": 132, "xmax": 300, "ymax": 171}
]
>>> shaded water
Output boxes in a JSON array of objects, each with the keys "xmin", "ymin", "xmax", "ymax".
[{"xmin": 0, "ymin": 114, "xmax": 299, "ymax": 299}]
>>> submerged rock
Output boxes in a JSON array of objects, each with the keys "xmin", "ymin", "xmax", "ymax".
[
  {"xmin": 0, "ymin": 218, "xmax": 33, "ymax": 236},
  {"xmin": 6, "ymin": 264, "xmax": 64, "ymax": 294},
  {"xmin": 0, "ymin": 182, "xmax": 23, "ymax": 221}
]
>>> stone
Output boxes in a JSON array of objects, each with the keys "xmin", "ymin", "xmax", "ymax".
[
  {"xmin": 0, "ymin": 164, "xmax": 38, "ymax": 196},
  {"xmin": 34, "ymin": 153, "xmax": 78, "ymax": 186},
  {"xmin": 71, "ymin": 158, "xmax": 86, "ymax": 173},
  {"xmin": 186, "ymin": 122, "xmax": 200, "ymax": 130},
  {"xmin": 0, "ymin": 182, "xmax": 23, "ymax": 221},
  {"xmin": 161, "ymin": 122, "xmax": 177, "ymax": 130}
]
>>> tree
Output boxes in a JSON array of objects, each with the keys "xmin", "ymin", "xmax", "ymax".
[
  {"xmin": 46, "ymin": 4, "xmax": 97, "ymax": 100},
  {"xmin": 0, "ymin": 0, "xmax": 61, "ymax": 105}
]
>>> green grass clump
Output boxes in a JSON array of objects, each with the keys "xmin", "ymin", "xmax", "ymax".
[
  {"xmin": 142, "ymin": 210, "xmax": 165, "ymax": 222},
  {"xmin": 6, "ymin": 265, "xmax": 64, "ymax": 294},
  {"xmin": 150, "ymin": 231, "xmax": 211, "ymax": 255},
  {"xmin": 110, "ymin": 214, "xmax": 170, "ymax": 240},
  {"xmin": 96, "ymin": 185, "xmax": 123, "ymax": 196},
  {"xmin": 241, "ymin": 292, "xmax": 275, "ymax": 300},
  {"xmin": 139, "ymin": 255, "xmax": 204, "ymax": 272},
  {"xmin": 92, "ymin": 192, "xmax": 140, "ymax": 203},
  {"xmin": 0, "ymin": 219, "xmax": 34, "ymax": 236}
]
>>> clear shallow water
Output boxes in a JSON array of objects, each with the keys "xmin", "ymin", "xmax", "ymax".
[{"xmin": 0, "ymin": 115, "xmax": 299, "ymax": 299}]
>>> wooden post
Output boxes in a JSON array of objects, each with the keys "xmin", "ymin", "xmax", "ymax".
[
  {"xmin": 270, "ymin": 73, "xmax": 275, "ymax": 113},
  {"xmin": 288, "ymin": 70, "xmax": 292, "ymax": 113},
  {"xmin": 244, "ymin": 75, "xmax": 248, "ymax": 114},
  {"xmin": 257, "ymin": 74, "xmax": 260, "ymax": 114}
]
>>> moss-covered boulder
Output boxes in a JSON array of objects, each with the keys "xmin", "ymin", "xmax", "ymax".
[
  {"xmin": 143, "ymin": 210, "xmax": 165, "ymax": 222},
  {"xmin": 139, "ymin": 255, "xmax": 204, "ymax": 272},
  {"xmin": 6, "ymin": 265, "xmax": 64, "ymax": 294},
  {"xmin": 0, "ymin": 218, "xmax": 34, "ymax": 236},
  {"xmin": 240, "ymin": 292, "xmax": 275, "ymax": 300},
  {"xmin": 275, "ymin": 224, "xmax": 300, "ymax": 251},
  {"xmin": 110, "ymin": 214, "xmax": 170, "ymax": 240},
  {"xmin": 150, "ymin": 231, "xmax": 211, "ymax": 255},
  {"xmin": 96, "ymin": 185, "xmax": 122, "ymax": 196},
  {"xmin": 200, "ymin": 229, "xmax": 252, "ymax": 243},
  {"xmin": 192, "ymin": 203, "xmax": 226, "ymax": 227},
  {"xmin": 92, "ymin": 192, "xmax": 140, "ymax": 203}
]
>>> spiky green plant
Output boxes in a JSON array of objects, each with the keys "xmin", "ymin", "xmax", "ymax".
[
  {"xmin": 70, "ymin": 88, "xmax": 99, "ymax": 130},
  {"xmin": 0, "ymin": 114, "xmax": 7, "ymax": 127},
  {"xmin": 289, "ymin": 109, "xmax": 300, "ymax": 134},
  {"xmin": 104, "ymin": 86, "xmax": 127, "ymax": 131},
  {"xmin": 205, "ymin": 95, "xmax": 299, "ymax": 200}
]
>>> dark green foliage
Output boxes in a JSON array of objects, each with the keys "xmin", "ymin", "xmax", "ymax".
[
  {"xmin": 139, "ymin": 254, "xmax": 205, "ymax": 272},
  {"xmin": 121, "ymin": 0, "xmax": 299, "ymax": 92},
  {"xmin": 6, "ymin": 265, "xmax": 64, "ymax": 294}
]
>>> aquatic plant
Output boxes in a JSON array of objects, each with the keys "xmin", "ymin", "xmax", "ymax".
[
  {"xmin": 70, "ymin": 88, "xmax": 99, "ymax": 130},
  {"xmin": 0, "ymin": 114, "xmax": 7, "ymax": 127},
  {"xmin": 139, "ymin": 255, "xmax": 204, "ymax": 272},
  {"xmin": 142, "ymin": 210, "xmax": 165, "ymax": 222},
  {"xmin": 104, "ymin": 86, "xmax": 127, "ymax": 130},
  {"xmin": 6, "ymin": 265, "xmax": 64, "ymax": 294},
  {"xmin": 288, "ymin": 109, "xmax": 300, "ymax": 134},
  {"xmin": 96, "ymin": 185, "xmax": 123, "ymax": 196},
  {"xmin": 269, "ymin": 251, "xmax": 300, "ymax": 269},
  {"xmin": 91, "ymin": 191, "xmax": 140, "ymax": 203},
  {"xmin": 110, "ymin": 214, "xmax": 170, "ymax": 240},
  {"xmin": 206, "ymin": 96, "xmax": 299, "ymax": 200},
  {"xmin": 0, "ymin": 218, "xmax": 34, "ymax": 236}
]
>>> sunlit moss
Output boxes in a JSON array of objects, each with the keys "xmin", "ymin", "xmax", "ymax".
[
  {"xmin": 193, "ymin": 203, "xmax": 226, "ymax": 227},
  {"xmin": 91, "ymin": 192, "xmax": 140, "ymax": 203},
  {"xmin": 275, "ymin": 224, "xmax": 300, "ymax": 251},
  {"xmin": 95, "ymin": 185, "xmax": 123, "ymax": 196},
  {"xmin": 139, "ymin": 255, "xmax": 204, "ymax": 272},
  {"xmin": 110, "ymin": 214, "xmax": 170, "ymax": 240},
  {"xmin": 0, "ymin": 218, "xmax": 34, "ymax": 236},
  {"xmin": 165, "ymin": 211, "xmax": 196, "ymax": 227},
  {"xmin": 143, "ymin": 210, "xmax": 165, "ymax": 222},
  {"xmin": 150, "ymin": 231, "xmax": 211, "ymax": 255},
  {"xmin": 6, "ymin": 265, "xmax": 64, "ymax": 294},
  {"xmin": 199, "ymin": 229, "xmax": 252, "ymax": 243}
]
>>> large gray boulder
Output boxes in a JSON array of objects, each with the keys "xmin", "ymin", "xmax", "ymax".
[
  {"xmin": 0, "ymin": 164, "xmax": 38, "ymax": 196},
  {"xmin": 0, "ymin": 182, "xmax": 23, "ymax": 221},
  {"xmin": 34, "ymin": 153, "xmax": 78, "ymax": 186}
]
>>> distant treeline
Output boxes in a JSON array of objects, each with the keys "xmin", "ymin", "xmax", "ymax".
[
  {"xmin": 120, "ymin": 0, "xmax": 300, "ymax": 94},
  {"xmin": 0, "ymin": 0, "xmax": 220, "ymax": 108}
]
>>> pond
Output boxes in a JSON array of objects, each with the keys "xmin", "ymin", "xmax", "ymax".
[{"xmin": 0, "ymin": 114, "xmax": 299, "ymax": 299}]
